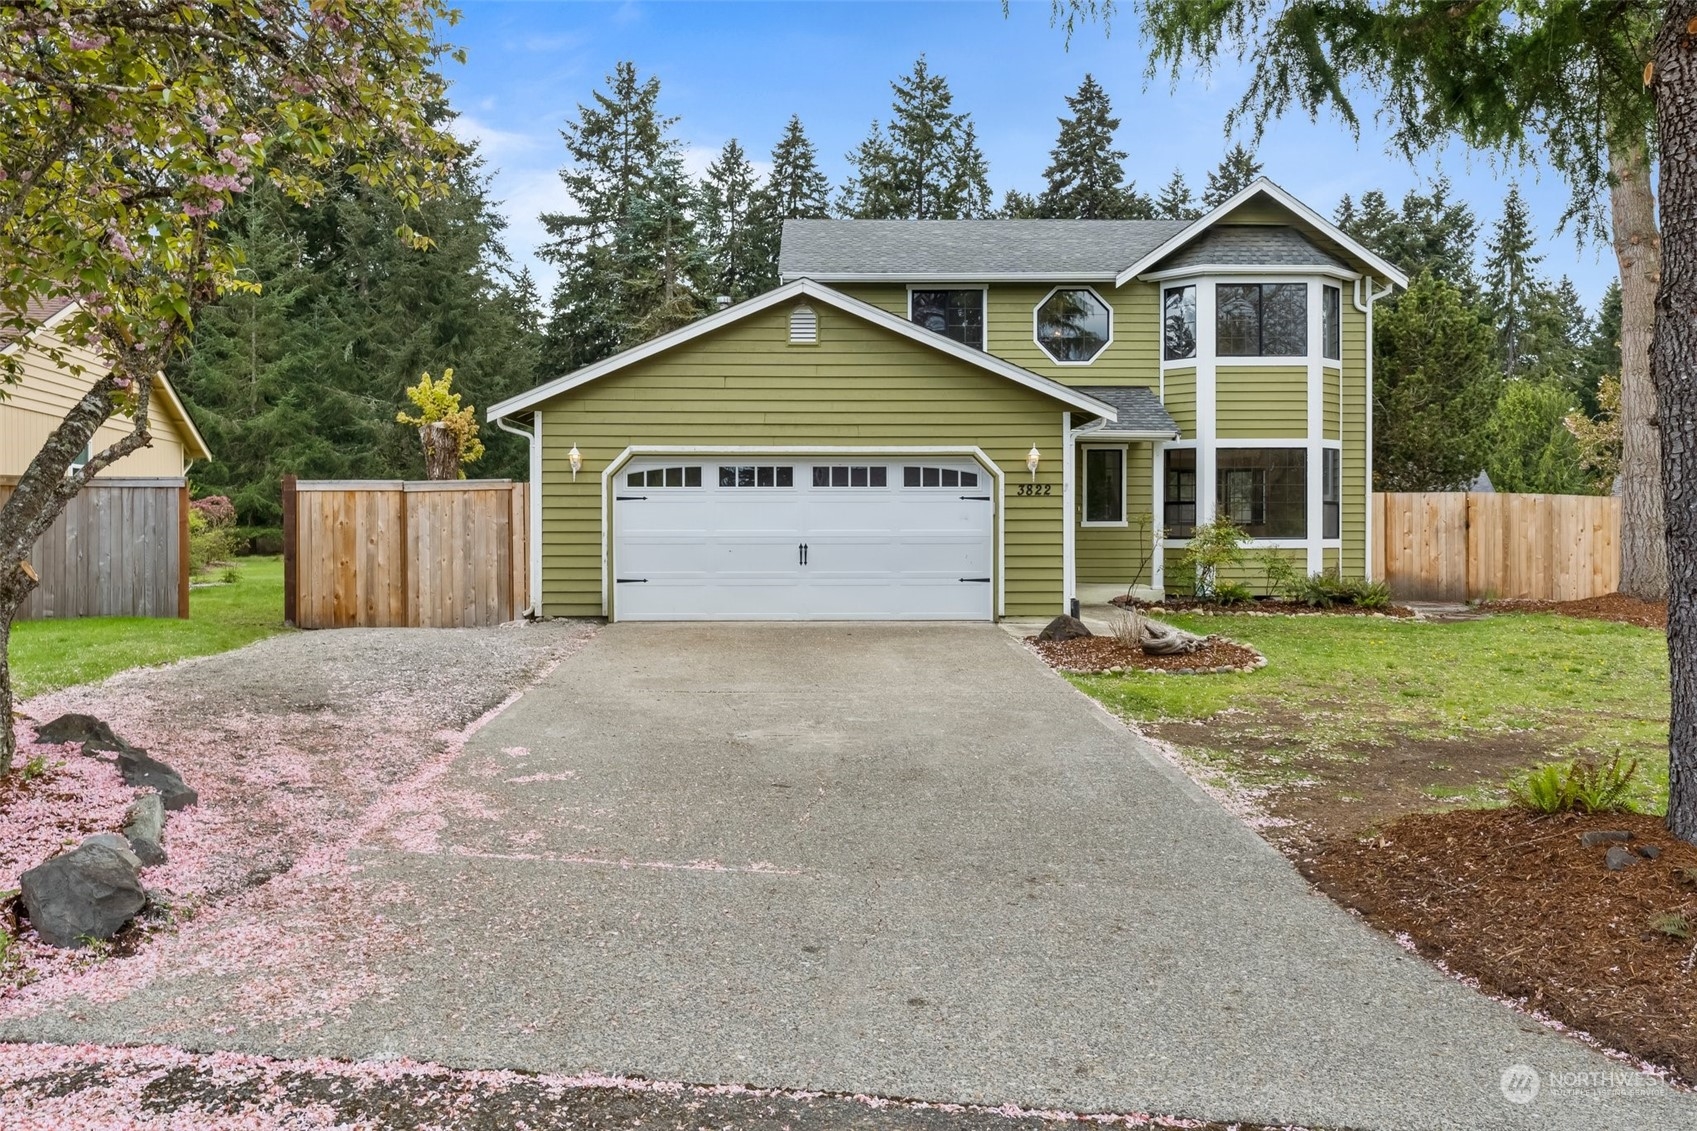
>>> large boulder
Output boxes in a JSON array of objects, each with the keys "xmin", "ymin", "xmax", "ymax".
[
  {"xmin": 117, "ymin": 749, "xmax": 198, "ymax": 811},
  {"xmin": 19, "ymin": 841, "xmax": 147, "ymax": 948},
  {"xmin": 122, "ymin": 794, "xmax": 167, "ymax": 867},
  {"xmin": 34, "ymin": 713, "xmax": 132, "ymax": 753},
  {"xmin": 1037, "ymin": 614, "xmax": 1092, "ymax": 642}
]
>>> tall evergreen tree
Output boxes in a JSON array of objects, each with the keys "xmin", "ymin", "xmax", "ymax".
[
  {"xmin": 1485, "ymin": 379, "xmax": 1591, "ymax": 494},
  {"xmin": 1484, "ymin": 184, "xmax": 1545, "ymax": 377},
  {"xmin": 621, "ymin": 150, "xmax": 710, "ymax": 340},
  {"xmin": 1200, "ymin": 143, "xmax": 1263, "ymax": 210},
  {"xmin": 1371, "ymin": 271, "xmax": 1500, "ymax": 490},
  {"xmin": 1338, "ymin": 179, "xmax": 1479, "ymax": 290},
  {"xmin": 747, "ymin": 116, "xmax": 831, "ymax": 294},
  {"xmin": 998, "ymin": 188, "xmax": 1041, "ymax": 219},
  {"xmin": 839, "ymin": 56, "xmax": 992, "ymax": 219},
  {"xmin": 700, "ymin": 138, "xmax": 765, "ymax": 302},
  {"xmin": 539, "ymin": 62, "xmax": 691, "ymax": 369},
  {"xmin": 1519, "ymin": 275, "xmax": 1594, "ymax": 393},
  {"xmin": 1152, "ymin": 168, "xmax": 1200, "ymax": 220},
  {"xmin": 1575, "ymin": 280, "xmax": 1623, "ymax": 417},
  {"xmin": 1036, "ymin": 74, "xmax": 1150, "ymax": 219}
]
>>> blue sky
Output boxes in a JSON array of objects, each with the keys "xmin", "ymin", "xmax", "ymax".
[{"xmin": 444, "ymin": 1, "xmax": 1617, "ymax": 310}]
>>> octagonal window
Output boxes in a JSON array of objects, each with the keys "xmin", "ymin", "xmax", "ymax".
[{"xmin": 1036, "ymin": 288, "xmax": 1111, "ymax": 363}]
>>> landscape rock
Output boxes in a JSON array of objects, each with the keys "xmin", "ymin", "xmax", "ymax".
[
  {"xmin": 117, "ymin": 749, "xmax": 198, "ymax": 811},
  {"xmin": 122, "ymin": 794, "xmax": 167, "ymax": 867},
  {"xmin": 1037, "ymin": 614, "xmax": 1092, "ymax": 642},
  {"xmin": 1635, "ymin": 844, "xmax": 1663, "ymax": 860},
  {"xmin": 34, "ymin": 713, "xmax": 132, "ymax": 753},
  {"xmin": 1605, "ymin": 845, "xmax": 1639, "ymax": 871},
  {"xmin": 80, "ymin": 834, "xmax": 143, "ymax": 870},
  {"xmin": 1580, "ymin": 829, "xmax": 1634, "ymax": 847},
  {"xmin": 19, "ymin": 842, "xmax": 147, "ymax": 948}
]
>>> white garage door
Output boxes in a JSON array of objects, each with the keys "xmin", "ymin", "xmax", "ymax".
[{"xmin": 612, "ymin": 457, "xmax": 994, "ymax": 620}]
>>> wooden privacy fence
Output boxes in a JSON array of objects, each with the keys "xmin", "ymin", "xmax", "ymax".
[
  {"xmin": 1372, "ymin": 491, "xmax": 1620, "ymax": 603},
  {"xmin": 282, "ymin": 476, "xmax": 529, "ymax": 629},
  {"xmin": 0, "ymin": 476, "xmax": 188, "ymax": 619}
]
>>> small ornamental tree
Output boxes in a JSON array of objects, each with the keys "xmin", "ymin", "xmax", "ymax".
[
  {"xmin": 0, "ymin": 1, "xmax": 463, "ymax": 774},
  {"xmin": 397, "ymin": 369, "xmax": 485, "ymax": 481}
]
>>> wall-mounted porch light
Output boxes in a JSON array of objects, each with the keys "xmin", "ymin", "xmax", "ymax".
[
  {"xmin": 1026, "ymin": 443, "xmax": 1041, "ymax": 480},
  {"xmin": 569, "ymin": 443, "xmax": 583, "ymax": 480}
]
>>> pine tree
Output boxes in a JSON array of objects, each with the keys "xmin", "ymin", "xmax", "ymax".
[
  {"xmin": 1338, "ymin": 178, "xmax": 1479, "ymax": 290},
  {"xmin": 762, "ymin": 116, "xmax": 831, "ymax": 221},
  {"xmin": 700, "ymin": 138, "xmax": 765, "ymax": 302},
  {"xmin": 999, "ymin": 188, "xmax": 1041, "ymax": 218},
  {"xmin": 840, "ymin": 56, "xmax": 992, "ymax": 219},
  {"xmin": 1200, "ymin": 143, "xmax": 1263, "ymax": 210},
  {"xmin": 1483, "ymin": 183, "xmax": 1544, "ymax": 377},
  {"xmin": 1036, "ymin": 74, "xmax": 1150, "ymax": 219},
  {"xmin": 1519, "ymin": 275, "xmax": 1593, "ymax": 392},
  {"xmin": 621, "ymin": 150, "xmax": 709, "ymax": 341},
  {"xmin": 539, "ymin": 61, "xmax": 690, "ymax": 367},
  {"xmin": 1152, "ymin": 168, "xmax": 1200, "ymax": 220},
  {"xmin": 1575, "ymin": 280, "xmax": 1622, "ymax": 417}
]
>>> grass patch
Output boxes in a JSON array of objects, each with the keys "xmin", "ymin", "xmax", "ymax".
[
  {"xmin": 1072, "ymin": 611, "xmax": 1670, "ymax": 815},
  {"xmin": 10, "ymin": 556, "xmax": 288, "ymax": 700}
]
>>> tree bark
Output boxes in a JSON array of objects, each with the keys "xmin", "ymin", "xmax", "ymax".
[
  {"xmin": 420, "ymin": 422, "xmax": 458, "ymax": 481},
  {"xmin": 1612, "ymin": 140, "xmax": 1668, "ymax": 602},
  {"xmin": 1652, "ymin": 5, "xmax": 1697, "ymax": 844}
]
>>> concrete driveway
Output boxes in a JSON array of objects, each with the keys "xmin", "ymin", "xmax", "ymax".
[{"xmin": 7, "ymin": 622, "xmax": 1694, "ymax": 1129}]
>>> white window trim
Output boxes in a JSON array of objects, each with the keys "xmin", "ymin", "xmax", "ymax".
[
  {"xmin": 905, "ymin": 283, "xmax": 989, "ymax": 350},
  {"xmin": 1159, "ymin": 438, "xmax": 1343, "ymax": 549},
  {"xmin": 1080, "ymin": 443, "xmax": 1129, "ymax": 528},
  {"xmin": 1033, "ymin": 284, "xmax": 1113, "ymax": 366}
]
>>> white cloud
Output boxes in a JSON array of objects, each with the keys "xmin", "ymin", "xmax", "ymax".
[{"xmin": 451, "ymin": 114, "xmax": 546, "ymax": 162}]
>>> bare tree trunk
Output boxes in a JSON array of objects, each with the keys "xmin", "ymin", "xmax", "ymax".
[
  {"xmin": 0, "ymin": 598, "xmax": 19, "ymax": 774},
  {"xmin": 1652, "ymin": 6, "xmax": 1697, "ymax": 844},
  {"xmin": 420, "ymin": 422, "xmax": 458, "ymax": 481},
  {"xmin": 1612, "ymin": 140, "xmax": 1668, "ymax": 602}
]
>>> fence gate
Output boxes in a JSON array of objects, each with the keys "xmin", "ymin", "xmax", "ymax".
[
  {"xmin": 282, "ymin": 476, "xmax": 529, "ymax": 629},
  {"xmin": 1373, "ymin": 491, "xmax": 1620, "ymax": 603}
]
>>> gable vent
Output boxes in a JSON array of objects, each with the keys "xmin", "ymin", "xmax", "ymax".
[{"xmin": 789, "ymin": 304, "xmax": 818, "ymax": 344}]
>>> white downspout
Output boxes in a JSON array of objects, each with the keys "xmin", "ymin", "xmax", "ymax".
[
  {"xmin": 1353, "ymin": 276, "xmax": 1394, "ymax": 580},
  {"xmin": 495, "ymin": 412, "xmax": 543, "ymax": 616}
]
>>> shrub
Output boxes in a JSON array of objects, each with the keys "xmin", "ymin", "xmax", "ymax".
[
  {"xmin": 189, "ymin": 494, "xmax": 235, "ymax": 528},
  {"xmin": 1293, "ymin": 570, "xmax": 1353, "ymax": 608},
  {"xmin": 188, "ymin": 509, "xmax": 240, "ymax": 574},
  {"xmin": 1212, "ymin": 580, "xmax": 1254, "ymax": 606},
  {"xmin": 1180, "ymin": 517, "xmax": 1247, "ymax": 599},
  {"xmin": 1507, "ymin": 755, "xmax": 1639, "ymax": 814},
  {"xmin": 1350, "ymin": 579, "xmax": 1392, "ymax": 610},
  {"xmin": 1649, "ymin": 912, "xmax": 1691, "ymax": 941},
  {"xmin": 1255, "ymin": 551, "xmax": 1300, "ymax": 600}
]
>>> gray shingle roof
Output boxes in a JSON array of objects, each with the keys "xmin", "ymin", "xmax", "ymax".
[
  {"xmin": 779, "ymin": 219, "xmax": 1192, "ymax": 279},
  {"xmin": 1158, "ymin": 225, "xmax": 1347, "ymax": 271},
  {"xmin": 1075, "ymin": 386, "xmax": 1179, "ymax": 437}
]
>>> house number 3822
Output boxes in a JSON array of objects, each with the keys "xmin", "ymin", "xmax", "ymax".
[{"xmin": 1016, "ymin": 482, "xmax": 1052, "ymax": 497}]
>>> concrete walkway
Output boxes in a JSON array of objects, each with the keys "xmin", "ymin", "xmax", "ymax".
[{"xmin": 7, "ymin": 623, "xmax": 1692, "ymax": 1129}]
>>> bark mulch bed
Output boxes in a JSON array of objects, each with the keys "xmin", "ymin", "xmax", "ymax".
[
  {"xmin": 1481, "ymin": 593, "xmax": 1668, "ymax": 630},
  {"xmin": 1110, "ymin": 594, "xmax": 1415, "ymax": 619},
  {"xmin": 1027, "ymin": 634, "xmax": 1265, "ymax": 675},
  {"xmin": 1305, "ymin": 807, "xmax": 1697, "ymax": 1083}
]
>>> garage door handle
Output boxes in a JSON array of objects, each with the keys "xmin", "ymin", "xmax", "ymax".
[
  {"xmin": 615, "ymin": 577, "xmax": 648, "ymax": 583},
  {"xmin": 960, "ymin": 495, "xmax": 991, "ymax": 501},
  {"xmin": 616, "ymin": 495, "xmax": 647, "ymax": 501},
  {"xmin": 799, "ymin": 542, "xmax": 808, "ymax": 566},
  {"xmin": 959, "ymin": 577, "xmax": 991, "ymax": 583}
]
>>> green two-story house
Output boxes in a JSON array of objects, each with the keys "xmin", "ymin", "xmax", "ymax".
[{"xmin": 489, "ymin": 178, "xmax": 1405, "ymax": 621}]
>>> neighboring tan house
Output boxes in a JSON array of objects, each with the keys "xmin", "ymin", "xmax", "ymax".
[
  {"xmin": 489, "ymin": 178, "xmax": 1407, "ymax": 621},
  {"xmin": 1, "ymin": 296, "xmax": 210, "ymax": 479}
]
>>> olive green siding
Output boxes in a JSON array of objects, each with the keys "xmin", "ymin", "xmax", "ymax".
[
  {"xmin": 832, "ymin": 281, "xmax": 1163, "ymax": 389},
  {"xmin": 1162, "ymin": 367, "xmax": 1196, "ymax": 434},
  {"xmin": 1324, "ymin": 369, "xmax": 1341, "ymax": 438},
  {"xmin": 1216, "ymin": 365, "xmax": 1307, "ymax": 439},
  {"xmin": 1076, "ymin": 443, "xmax": 1156, "ymax": 586},
  {"xmin": 1340, "ymin": 299, "xmax": 1369, "ymax": 579},
  {"xmin": 532, "ymin": 303, "xmax": 1072, "ymax": 618}
]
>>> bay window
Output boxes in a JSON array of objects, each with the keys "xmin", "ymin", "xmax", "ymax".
[
  {"xmin": 1216, "ymin": 448, "xmax": 1307, "ymax": 538},
  {"xmin": 1162, "ymin": 285, "xmax": 1196, "ymax": 360},
  {"xmin": 1323, "ymin": 448, "xmax": 1341, "ymax": 539},
  {"xmin": 1216, "ymin": 282, "xmax": 1307, "ymax": 357}
]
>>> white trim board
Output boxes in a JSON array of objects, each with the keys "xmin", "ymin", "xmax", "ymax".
[{"xmin": 487, "ymin": 278, "xmax": 1118, "ymax": 423}]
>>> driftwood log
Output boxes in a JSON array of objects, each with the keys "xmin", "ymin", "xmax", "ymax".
[{"xmin": 1113, "ymin": 608, "xmax": 1208, "ymax": 656}]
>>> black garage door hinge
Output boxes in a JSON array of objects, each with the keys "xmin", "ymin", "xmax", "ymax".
[
  {"xmin": 615, "ymin": 577, "xmax": 648, "ymax": 583},
  {"xmin": 960, "ymin": 495, "xmax": 991, "ymax": 501},
  {"xmin": 615, "ymin": 495, "xmax": 647, "ymax": 501},
  {"xmin": 959, "ymin": 577, "xmax": 992, "ymax": 583}
]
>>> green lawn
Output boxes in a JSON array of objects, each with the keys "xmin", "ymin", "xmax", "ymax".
[
  {"xmin": 10, "ymin": 556, "xmax": 289, "ymax": 699},
  {"xmin": 1073, "ymin": 611, "xmax": 1671, "ymax": 814}
]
